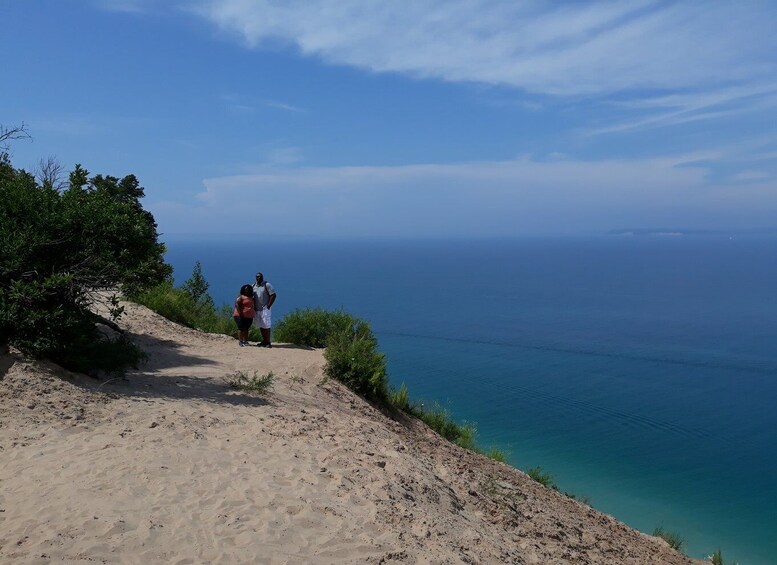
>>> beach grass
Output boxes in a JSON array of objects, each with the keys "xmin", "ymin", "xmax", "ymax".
[
  {"xmin": 653, "ymin": 525, "xmax": 684, "ymax": 552},
  {"xmin": 225, "ymin": 370, "xmax": 275, "ymax": 396},
  {"xmin": 526, "ymin": 466, "xmax": 560, "ymax": 491}
]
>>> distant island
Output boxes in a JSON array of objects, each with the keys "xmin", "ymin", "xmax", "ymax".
[{"xmin": 608, "ymin": 228, "xmax": 777, "ymax": 237}]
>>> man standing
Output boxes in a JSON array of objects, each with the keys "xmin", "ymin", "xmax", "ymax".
[{"xmin": 253, "ymin": 272, "xmax": 276, "ymax": 347}]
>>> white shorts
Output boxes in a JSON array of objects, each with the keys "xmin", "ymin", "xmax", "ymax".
[{"xmin": 255, "ymin": 307, "xmax": 272, "ymax": 329}]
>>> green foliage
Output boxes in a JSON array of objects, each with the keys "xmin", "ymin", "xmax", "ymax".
[
  {"xmin": 136, "ymin": 261, "xmax": 254, "ymax": 341},
  {"xmin": 0, "ymin": 153, "xmax": 167, "ymax": 373},
  {"xmin": 136, "ymin": 276, "xmax": 259, "ymax": 341},
  {"xmin": 275, "ymin": 307, "xmax": 390, "ymax": 402},
  {"xmin": 404, "ymin": 401, "xmax": 477, "ymax": 449},
  {"xmin": 564, "ymin": 491, "xmax": 592, "ymax": 506},
  {"xmin": 389, "ymin": 382, "xmax": 411, "ymax": 411},
  {"xmin": 653, "ymin": 526, "xmax": 684, "ymax": 552},
  {"xmin": 134, "ymin": 261, "xmax": 219, "ymax": 331},
  {"xmin": 225, "ymin": 370, "xmax": 275, "ymax": 396},
  {"xmin": 485, "ymin": 448, "xmax": 506, "ymax": 462},
  {"xmin": 708, "ymin": 548, "xmax": 737, "ymax": 565},
  {"xmin": 323, "ymin": 317, "xmax": 389, "ymax": 403},
  {"xmin": 526, "ymin": 466, "xmax": 560, "ymax": 491},
  {"xmin": 181, "ymin": 260, "xmax": 214, "ymax": 311},
  {"xmin": 108, "ymin": 293, "xmax": 125, "ymax": 321},
  {"xmin": 67, "ymin": 335, "xmax": 147, "ymax": 376},
  {"xmin": 275, "ymin": 307, "xmax": 357, "ymax": 348},
  {"xmin": 135, "ymin": 281, "xmax": 199, "ymax": 326}
]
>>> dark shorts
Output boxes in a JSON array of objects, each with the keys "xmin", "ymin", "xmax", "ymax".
[{"xmin": 234, "ymin": 316, "xmax": 253, "ymax": 330}]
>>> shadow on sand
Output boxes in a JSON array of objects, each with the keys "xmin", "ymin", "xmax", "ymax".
[{"xmin": 97, "ymin": 331, "xmax": 272, "ymax": 408}]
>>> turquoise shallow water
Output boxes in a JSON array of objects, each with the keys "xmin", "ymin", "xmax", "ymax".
[{"xmin": 164, "ymin": 235, "xmax": 777, "ymax": 564}]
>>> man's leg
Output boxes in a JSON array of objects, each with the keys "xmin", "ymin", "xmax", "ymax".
[{"xmin": 260, "ymin": 327, "xmax": 271, "ymax": 347}]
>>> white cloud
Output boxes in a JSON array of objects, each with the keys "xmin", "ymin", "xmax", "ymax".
[
  {"xmin": 151, "ymin": 156, "xmax": 777, "ymax": 237},
  {"xmin": 188, "ymin": 1, "xmax": 777, "ymax": 96},
  {"xmin": 732, "ymin": 170, "xmax": 771, "ymax": 182},
  {"xmin": 260, "ymin": 100, "xmax": 306, "ymax": 113}
]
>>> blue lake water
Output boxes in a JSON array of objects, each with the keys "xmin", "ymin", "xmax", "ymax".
[{"xmin": 163, "ymin": 235, "xmax": 777, "ymax": 564}]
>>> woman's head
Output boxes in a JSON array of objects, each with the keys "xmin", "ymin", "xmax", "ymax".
[{"xmin": 240, "ymin": 284, "xmax": 253, "ymax": 297}]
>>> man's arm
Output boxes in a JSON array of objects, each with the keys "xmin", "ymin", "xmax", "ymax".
[{"xmin": 266, "ymin": 292, "xmax": 276, "ymax": 309}]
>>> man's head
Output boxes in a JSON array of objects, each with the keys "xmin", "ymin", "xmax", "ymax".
[{"xmin": 255, "ymin": 272, "xmax": 264, "ymax": 284}]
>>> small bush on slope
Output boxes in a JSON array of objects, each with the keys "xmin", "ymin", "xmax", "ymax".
[
  {"xmin": 275, "ymin": 307, "xmax": 358, "ymax": 348},
  {"xmin": 323, "ymin": 317, "xmax": 389, "ymax": 404},
  {"xmin": 653, "ymin": 525, "xmax": 684, "ymax": 552},
  {"xmin": 225, "ymin": 370, "xmax": 275, "ymax": 396}
]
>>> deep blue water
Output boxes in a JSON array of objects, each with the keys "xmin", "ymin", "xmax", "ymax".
[{"xmin": 163, "ymin": 235, "xmax": 777, "ymax": 564}]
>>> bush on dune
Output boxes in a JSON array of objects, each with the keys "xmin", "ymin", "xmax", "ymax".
[
  {"xmin": 274, "ymin": 307, "xmax": 358, "ymax": 348},
  {"xmin": 135, "ymin": 281, "xmax": 201, "ymax": 328},
  {"xmin": 323, "ymin": 317, "xmax": 389, "ymax": 403},
  {"xmin": 0, "ymin": 149, "xmax": 169, "ymax": 375},
  {"xmin": 404, "ymin": 401, "xmax": 478, "ymax": 450}
]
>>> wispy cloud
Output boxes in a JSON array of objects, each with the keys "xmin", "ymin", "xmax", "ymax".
[
  {"xmin": 588, "ymin": 83, "xmax": 777, "ymax": 135},
  {"xmin": 260, "ymin": 99, "xmax": 306, "ymax": 113},
  {"xmin": 228, "ymin": 104, "xmax": 256, "ymax": 113},
  {"xmin": 189, "ymin": 1, "xmax": 777, "ymax": 97},
  {"xmin": 221, "ymin": 94, "xmax": 305, "ymax": 114}
]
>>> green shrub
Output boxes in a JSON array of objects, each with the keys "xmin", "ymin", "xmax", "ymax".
[
  {"xmin": 526, "ymin": 466, "xmax": 560, "ymax": 491},
  {"xmin": 485, "ymin": 448, "xmax": 507, "ymax": 462},
  {"xmin": 67, "ymin": 335, "xmax": 147, "ymax": 376},
  {"xmin": 275, "ymin": 307, "xmax": 357, "ymax": 348},
  {"xmin": 653, "ymin": 526, "xmax": 684, "ymax": 552},
  {"xmin": 389, "ymin": 382, "xmax": 411, "ymax": 411},
  {"xmin": 181, "ymin": 260, "xmax": 214, "ymax": 309},
  {"xmin": 136, "ymin": 277, "xmax": 236, "ymax": 337},
  {"xmin": 406, "ymin": 401, "xmax": 477, "ymax": 449},
  {"xmin": 1, "ymin": 271, "xmax": 145, "ymax": 376},
  {"xmin": 274, "ymin": 307, "xmax": 390, "ymax": 403},
  {"xmin": 323, "ymin": 318, "xmax": 389, "ymax": 403},
  {"xmin": 135, "ymin": 281, "xmax": 200, "ymax": 327},
  {"xmin": 0, "ymin": 153, "xmax": 168, "ymax": 375}
]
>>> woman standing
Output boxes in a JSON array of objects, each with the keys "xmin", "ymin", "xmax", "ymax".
[{"xmin": 233, "ymin": 284, "xmax": 255, "ymax": 346}]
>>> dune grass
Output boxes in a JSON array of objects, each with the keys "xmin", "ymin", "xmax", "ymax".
[
  {"xmin": 526, "ymin": 466, "xmax": 560, "ymax": 491},
  {"xmin": 653, "ymin": 525, "xmax": 684, "ymax": 552},
  {"xmin": 225, "ymin": 370, "xmax": 275, "ymax": 396}
]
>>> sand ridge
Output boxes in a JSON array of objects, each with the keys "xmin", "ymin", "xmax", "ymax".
[{"xmin": 0, "ymin": 302, "xmax": 703, "ymax": 564}]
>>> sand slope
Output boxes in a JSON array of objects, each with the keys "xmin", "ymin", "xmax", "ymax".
[{"xmin": 1, "ymin": 302, "xmax": 704, "ymax": 564}]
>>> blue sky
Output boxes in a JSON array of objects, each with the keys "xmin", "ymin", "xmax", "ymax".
[{"xmin": 3, "ymin": 0, "xmax": 777, "ymax": 237}]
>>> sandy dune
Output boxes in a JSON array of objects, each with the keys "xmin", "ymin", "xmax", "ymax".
[{"xmin": 1, "ymin": 302, "xmax": 703, "ymax": 564}]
